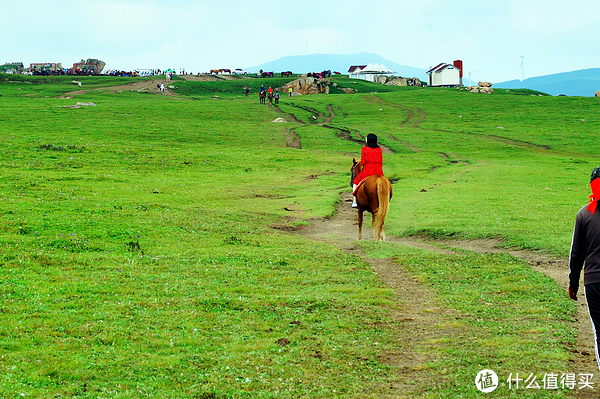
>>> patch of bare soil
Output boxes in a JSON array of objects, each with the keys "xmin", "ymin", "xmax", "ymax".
[
  {"xmin": 285, "ymin": 128, "xmax": 302, "ymax": 149},
  {"xmin": 58, "ymin": 79, "xmax": 178, "ymax": 99},
  {"xmin": 323, "ymin": 104, "xmax": 335, "ymax": 124},
  {"xmin": 289, "ymin": 192, "xmax": 597, "ymax": 397},
  {"xmin": 178, "ymin": 74, "xmax": 222, "ymax": 82},
  {"xmin": 178, "ymin": 74, "xmax": 249, "ymax": 82}
]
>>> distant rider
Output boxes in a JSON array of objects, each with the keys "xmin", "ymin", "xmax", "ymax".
[{"xmin": 352, "ymin": 134, "xmax": 384, "ymax": 208}]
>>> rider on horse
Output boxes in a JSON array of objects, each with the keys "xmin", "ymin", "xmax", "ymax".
[{"xmin": 352, "ymin": 134, "xmax": 384, "ymax": 208}]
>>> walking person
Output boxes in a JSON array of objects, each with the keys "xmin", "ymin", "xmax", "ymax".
[
  {"xmin": 569, "ymin": 166, "xmax": 600, "ymax": 372},
  {"xmin": 351, "ymin": 134, "xmax": 384, "ymax": 208},
  {"xmin": 274, "ymin": 90, "xmax": 279, "ymax": 104},
  {"xmin": 288, "ymin": 86, "xmax": 293, "ymax": 97}
]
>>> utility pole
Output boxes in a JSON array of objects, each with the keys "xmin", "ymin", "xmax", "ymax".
[
  {"xmin": 520, "ymin": 56, "xmax": 525, "ymax": 82},
  {"xmin": 468, "ymin": 70, "xmax": 477, "ymax": 87}
]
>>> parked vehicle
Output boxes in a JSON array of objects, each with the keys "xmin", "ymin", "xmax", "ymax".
[{"xmin": 232, "ymin": 69, "xmax": 249, "ymax": 75}]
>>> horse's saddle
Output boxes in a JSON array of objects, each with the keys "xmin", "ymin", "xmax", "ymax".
[{"xmin": 352, "ymin": 177, "xmax": 368, "ymax": 196}]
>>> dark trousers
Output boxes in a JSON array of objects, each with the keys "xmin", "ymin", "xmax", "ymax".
[{"xmin": 585, "ymin": 283, "xmax": 600, "ymax": 372}]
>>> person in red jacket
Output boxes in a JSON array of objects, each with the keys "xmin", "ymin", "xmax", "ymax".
[
  {"xmin": 569, "ymin": 166, "xmax": 600, "ymax": 372},
  {"xmin": 352, "ymin": 134, "xmax": 384, "ymax": 208}
]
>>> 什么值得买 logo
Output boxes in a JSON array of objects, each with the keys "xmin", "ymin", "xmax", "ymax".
[{"xmin": 475, "ymin": 369, "xmax": 498, "ymax": 393}]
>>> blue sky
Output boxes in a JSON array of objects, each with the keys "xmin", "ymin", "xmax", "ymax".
[{"xmin": 2, "ymin": 0, "xmax": 599, "ymax": 83}]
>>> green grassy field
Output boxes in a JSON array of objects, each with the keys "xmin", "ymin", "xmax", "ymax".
[{"xmin": 0, "ymin": 74, "xmax": 596, "ymax": 398}]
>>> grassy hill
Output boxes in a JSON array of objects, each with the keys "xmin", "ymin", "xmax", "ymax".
[{"xmin": 0, "ymin": 73, "xmax": 595, "ymax": 398}]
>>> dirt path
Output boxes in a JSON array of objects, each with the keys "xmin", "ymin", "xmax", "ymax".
[
  {"xmin": 290, "ymin": 194, "xmax": 457, "ymax": 396},
  {"xmin": 59, "ymin": 73, "xmax": 252, "ymax": 99},
  {"xmin": 290, "ymin": 192, "xmax": 597, "ymax": 397},
  {"xmin": 286, "ymin": 128, "xmax": 302, "ymax": 149},
  {"xmin": 58, "ymin": 79, "xmax": 178, "ymax": 99}
]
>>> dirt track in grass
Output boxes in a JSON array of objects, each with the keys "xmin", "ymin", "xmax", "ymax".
[
  {"xmin": 285, "ymin": 192, "xmax": 597, "ymax": 397},
  {"xmin": 58, "ymin": 73, "xmax": 239, "ymax": 99}
]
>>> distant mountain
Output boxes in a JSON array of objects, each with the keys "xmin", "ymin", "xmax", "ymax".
[
  {"xmin": 246, "ymin": 52, "xmax": 428, "ymax": 80},
  {"xmin": 495, "ymin": 68, "xmax": 600, "ymax": 97}
]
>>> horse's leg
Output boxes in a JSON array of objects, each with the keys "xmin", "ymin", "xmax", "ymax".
[
  {"xmin": 358, "ymin": 210, "xmax": 363, "ymax": 240},
  {"xmin": 372, "ymin": 206, "xmax": 383, "ymax": 241},
  {"xmin": 372, "ymin": 212, "xmax": 380, "ymax": 240}
]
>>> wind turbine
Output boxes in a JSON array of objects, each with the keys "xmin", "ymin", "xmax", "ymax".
[
  {"xmin": 520, "ymin": 56, "xmax": 525, "ymax": 81},
  {"xmin": 468, "ymin": 70, "xmax": 477, "ymax": 87}
]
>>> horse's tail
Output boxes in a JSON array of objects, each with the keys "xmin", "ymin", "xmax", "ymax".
[{"xmin": 373, "ymin": 177, "xmax": 392, "ymax": 241}]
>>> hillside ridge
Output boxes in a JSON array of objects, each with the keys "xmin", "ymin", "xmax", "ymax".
[{"xmin": 245, "ymin": 52, "xmax": 428, "ymax": 80}]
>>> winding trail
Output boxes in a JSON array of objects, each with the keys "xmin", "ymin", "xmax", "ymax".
[
  {"xmin": 319, "ymin": 101, "xmax": 395, "ymax": 154},
  {"xmin": 288, "ymin": 192, "xmax": 597, "ymax": 397},
  {"xmin": 270, "ymin": 104, "xmax": 303, "ymax": 149},
  {"xmin": 275, "ymin": 101, "xmax": 395, "ymax": 153},
  {"xmin": 370, "ymin": 95, "xmax": 552, "ymax": 152},
  {"xmin": 290, "ymin": 194, "xmax": 457, "ymax": 396}
]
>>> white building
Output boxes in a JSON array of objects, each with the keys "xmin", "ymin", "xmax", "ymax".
[
  {"xmin": 348, "ymin": 65, "xmax": 367, "ymax": 79},
  {"xmin": 426, "ymin": 62, "xmax": 462, "ymax": 87},
  {"xmin": 347, "ymin": 63, "xmax": 395, "ymax": 82}
]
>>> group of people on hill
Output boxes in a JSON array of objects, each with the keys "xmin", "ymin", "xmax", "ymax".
[{"xmin": 256, "ymin": 85, "xmax": 280, "ymax": 105}]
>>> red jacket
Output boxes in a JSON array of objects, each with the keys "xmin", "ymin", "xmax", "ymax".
[{"xmin": 353, "ymin": 146, "xmax": 383, "ymax": 184}]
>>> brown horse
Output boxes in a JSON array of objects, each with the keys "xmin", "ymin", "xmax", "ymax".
[{"xmin": 351, "ymin": 158, "xmax": 393, "ymax": 241}]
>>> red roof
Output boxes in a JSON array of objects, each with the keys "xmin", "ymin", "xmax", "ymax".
[
  {"xmin": 427, "ymin": 63, "xmax": 461, "ymax": 74},
  {"xmin": 348, "ymin": 65, "xmax": 367, "ymax": 73}
]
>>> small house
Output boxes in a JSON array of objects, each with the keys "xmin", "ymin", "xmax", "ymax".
[
  {"xmin": 426, "ymin": 60, "xmax": 463, "ymax": 87},
  {"xmin": 348, "ymin": 65, "xmax": 367, "ymax": 79}
]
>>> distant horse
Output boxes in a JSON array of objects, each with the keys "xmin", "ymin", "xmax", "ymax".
[
  {"xmin": 259, "ymin": 91, "xmax": 266, "ymax": 104},
  {"xmin": 350, "ymin": 158, "xmax": 393, "ymax": 241},
  {"xmin": 281, "ymin": 71, "xmax": 292, "ymax": 77}
]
